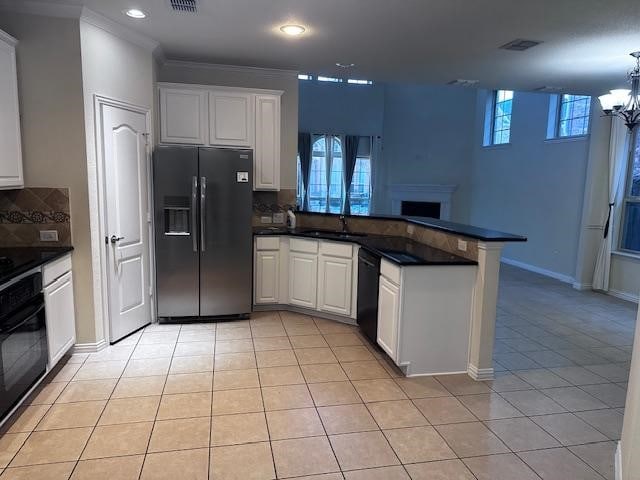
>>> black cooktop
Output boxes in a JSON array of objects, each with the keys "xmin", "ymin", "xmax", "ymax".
[{"xmin": 0, "ymin": 247, "xmax": 74, "ymax": 285}]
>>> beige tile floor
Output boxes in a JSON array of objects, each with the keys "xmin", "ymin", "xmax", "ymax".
[{"xmin": 0, "ymin": 265, "xmax": 635, "ymax": 479}]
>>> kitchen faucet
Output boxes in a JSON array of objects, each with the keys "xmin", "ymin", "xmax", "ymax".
[{"xmin": 339, "ymin": 215, "xmax": 348, "ymax": 233}]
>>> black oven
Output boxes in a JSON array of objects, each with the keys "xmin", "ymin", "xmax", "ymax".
[{"xmin": 0, "ymin": 270, "xmax": 48, "ymax": 422}]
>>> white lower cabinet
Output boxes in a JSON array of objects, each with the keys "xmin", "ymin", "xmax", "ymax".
[
  {"xmin": 255, "ymin": 250, "xmax": 280, "ymax": 304},
  {"xmin": 377, "ymin": 259, "xmax": 476, "ymax": 376},
  {"xmin": 377, "ymin": 275, "xmax": 400, "ymax": 361},
  {"xmin": 253, "ymin": 237, "xmax": 356, "ymax": 318},
  {"xmin": 43, "ymin": 255, "xmax": 76, "ymax": 368},
  {"xmin": 318, "ymin": 255, "xmax": 353, "ymax": 316},
  {"xmin": 288, "ymin": 252, "xmax": 318, "ymax": 309}
]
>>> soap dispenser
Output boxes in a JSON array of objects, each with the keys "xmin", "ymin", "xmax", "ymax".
[{"xmin": 286, "ymin": 210, "xmax": 296, "ymax": 230}]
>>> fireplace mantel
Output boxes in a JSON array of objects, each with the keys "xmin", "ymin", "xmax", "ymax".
[{"xmin": 388, "ymin": 184, "xmax": 457, "ymax": 220}]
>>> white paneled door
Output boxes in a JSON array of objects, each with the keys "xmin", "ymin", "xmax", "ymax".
[{"xmin": 101, "ymin": 103, "xmax": 151, "ymax": 343}]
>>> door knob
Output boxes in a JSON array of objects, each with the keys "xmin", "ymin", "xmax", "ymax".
[{"xmin": 110, "ymin": 235, "xmax": 125, "ymax": 244}]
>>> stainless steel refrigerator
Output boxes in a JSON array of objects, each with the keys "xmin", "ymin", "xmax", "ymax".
[{"xmin": 153, "ymin": 146, "xmax": 253, "ymax": 321}]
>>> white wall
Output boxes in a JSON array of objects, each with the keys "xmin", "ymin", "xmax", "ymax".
[
  {"xmin": 380, "ymin": 84, "xmax": 476, "ymax": 221},
  {"xmin": 299, "ymin": 80, "xmax": 385, "ymax": 136},
  {"xmin": 158, "ymin": 61, "xmax": 299, "ymax": 189},
  {"xmin": 298, "ymin": 81, "xmax": 476, "ymax": 222},
  {"xmin": 0, "ymin": 13, "xmax": 98, "ymax": 343},
  {"xmin": 469, "ymin": 90, "xmax": 591, "ymax": 281},
  {"xmin": 79, "ymin": 19, "xmax": 155, "ymax": 342}
]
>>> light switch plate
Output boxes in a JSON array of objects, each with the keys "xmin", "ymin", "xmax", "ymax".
[
  {"xmin": 457, "ymin": 239, "xmax": 467, "ymax": 252},
  {"xmin": 40, "ymin": 230, "xmax": 59, "ymax": 242},
  {"xmin": 272, "ymin": 212, "xmax": 285, "ymax": 224},
  {"xmin": 260, "ymin": 215, "xmax": 273, "ymax": 224}
]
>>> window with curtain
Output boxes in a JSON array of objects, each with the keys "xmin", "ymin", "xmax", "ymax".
[
  {"xmin": 297, "ymin": 134, "xmax": 372, "ymax": 215},
  {"xmin": 620, "ymin": 127, "xmax": 640, "ymax": 253}
]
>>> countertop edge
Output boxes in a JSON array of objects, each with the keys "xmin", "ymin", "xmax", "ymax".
[
  {"xmin": 296, "ymin": 211, "xmax": 527, "ymax": 243},
  {"xmin": 0, "ymin": 246, "xmax": 74, "ymax": 286},
  {"xmin": 253, "ymin": 230, "xmax": 478, "ymax": 267}
]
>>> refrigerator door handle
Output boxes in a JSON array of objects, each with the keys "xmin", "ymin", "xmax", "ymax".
[
  {"xmin": 200, "ymin": 176, "xmax": 207, "ymax": 252},
  {"xmin": 191, "ymin": 176, "xmax": 198, "ymax": 252}
]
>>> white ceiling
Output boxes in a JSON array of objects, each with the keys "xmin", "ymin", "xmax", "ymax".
[{"xmin": 18, "ymin": 0, "xmax": 640, "ymax": 93}]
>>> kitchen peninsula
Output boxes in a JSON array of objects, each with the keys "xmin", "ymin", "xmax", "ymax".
[{"xmin": 254, "ymin": 212, "xmax": 526, "ymax": 379}]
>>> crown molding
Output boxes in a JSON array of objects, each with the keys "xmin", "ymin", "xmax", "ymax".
[
  {"xmin": 0, "ymin": 0, "xmax": 82, "ymax": 18},
  {"xmin": 0, "ymin": 28, "xmax": 17, "ymax": 46},
  {"xmin": 161, "ymin": 59, "xmax": 299, "ymax": 80},
  {"xmin": 80, "ymin": 7, "xmax": 159, "ymax": 52},
  {"xmin": 0, "ymin": 2, "xmax": 160, "ymax": 53}
]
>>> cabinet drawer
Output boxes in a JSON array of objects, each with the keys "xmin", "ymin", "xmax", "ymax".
[
  {"xmin": 319, "ymin": 241, "xmax": 353, "ymax": 259},
  {"xmin": 256, "ymin": 236, "xmax": 280, "ymax": 251},
  {"xmin": 289, "ymin": 238, "xmax": 318, "ymax": 254},
  {"xmin": 43, "ymin": 253, "xmax": 72, "ymax": 286},
  {"xmin": 380, "ymin": 259, "xmax": 401, "ymax": 285}
]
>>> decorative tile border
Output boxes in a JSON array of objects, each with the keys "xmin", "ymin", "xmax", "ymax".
[
  {"xmin": 0, "ymin": 188, "xmax": 71, "ymax": 247},
  {"xmin": 0, "ymin": 210, "xmax": 70, "ymax": 224}
]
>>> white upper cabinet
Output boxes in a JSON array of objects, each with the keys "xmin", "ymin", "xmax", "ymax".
[
  {"xmin": 159, "ymin": 87, "xmax": 208, "ymax": 144},
  {"xmin": 158, "ymin": 83, "xmax": 283, "ymax": 191},
  {"xmin": 209, "ymin": 91, "xmax": 254, "ymax": 147},
  {"xmin": 0, "ymin": 30, "xmax": 24, "ymax": 190},
  {"xmin": 254, "ymin": 94, "xmax": 281, "ymax": 190}
]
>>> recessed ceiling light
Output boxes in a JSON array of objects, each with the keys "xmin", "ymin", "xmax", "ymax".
[
  {"xmin": 124, "ymin": 8, "xmax": 148, "ymax": 19},
  {"xmin": 280, "ymin": 24, "xmax": 306, "ymax": 36},
  {"xmin": 336, "ymin": 62, "xmax": 355, "ymax": 68}
]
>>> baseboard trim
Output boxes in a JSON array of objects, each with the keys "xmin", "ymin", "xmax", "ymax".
[
  {"xmin": 615, "ymin": 441, "xmax": 622, "ymax": 480},
  {"xmin": 501, "ymin": 257, "xmax": 575, "ymax": 284},
  {"xmin": 253, "ymin": 304, "xmax": 358, "ymax": 326},
  {"xmin": 608, "ymin": 289, "xmax": 639, "ymax": 303},
  {"xmin": 572, "ymin": 282, "xmax": 592, "ymax": 291},
  {"xmin": 468, "ymin": 364, "xmax": 494, "ymax": 381},
  {"xmin": 72, "ymin": 339, "xmax": 107, "ymax": 354}
]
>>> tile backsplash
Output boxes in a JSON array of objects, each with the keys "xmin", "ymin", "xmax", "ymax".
[
  {"xmin": 253, "ymin": 189, "xmax": 297, "ymax": 226},
  {"xmin": 0, "ymin": 187, "xmax": 71, "ymax": 247}
]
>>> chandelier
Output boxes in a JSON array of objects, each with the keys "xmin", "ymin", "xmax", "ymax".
[{"xmin": 599, "ymin": 51, "xmax": 640, "ymax": 130}]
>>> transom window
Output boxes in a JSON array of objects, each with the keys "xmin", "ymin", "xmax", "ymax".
[
  {"xmin": 620, "ymin": 127, "xmax": 640, "ymax": 253},
  {"xmin": 558, "ymin": 94, "xmax": 591, "ymax": 137},
  {"xmin": 491, "ymin": 90, "xmax": 513, "ymax": 145}
]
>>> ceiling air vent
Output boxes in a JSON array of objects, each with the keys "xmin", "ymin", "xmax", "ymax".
[
  {"xmin": 500, "ymin": 39, "xmax": 542, "ymax": 51},
  {"xmin": 448, "ymin": 79, "xmax": 479, "ymax": 87},
  {"xmin": 169, "ymin": 0, "xmax": 197, "ymax": 13},
  {"xmin": 535, "ymin": 86, "xmax": 564, "ymax": 93}
]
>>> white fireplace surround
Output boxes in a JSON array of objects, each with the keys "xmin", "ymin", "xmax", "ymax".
[{"xmin": 389, "ymin": 184, "xmax": 457, "ymax": 221}]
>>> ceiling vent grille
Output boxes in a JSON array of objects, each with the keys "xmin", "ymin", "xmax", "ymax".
[
  {"xmin": 448, "ymin": 79, "xmax": 479, "ymax": 87},
  {"xmin": 500, "ymin": 39, "xmax": 542, "ymax": 51},
  {"xmin": 169, "ymin": 0, "xmax": 197, "ymax": 13}
]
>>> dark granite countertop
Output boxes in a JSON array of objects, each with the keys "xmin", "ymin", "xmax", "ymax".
[
  {"xmin": 0, "ymin": 246, "xmax": 74, "ymax": 285},
  {"xmin": 254, "ymin": 228, "xmax": 477, "ymax": 266},
  {"xmin": 297, "ymin": 211, "xmax": 527, "ymax": 243}
]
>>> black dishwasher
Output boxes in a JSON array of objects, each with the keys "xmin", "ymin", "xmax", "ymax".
[{"xmin": 357, "ymin": 249, "xmax": 381, "ymax": 344}]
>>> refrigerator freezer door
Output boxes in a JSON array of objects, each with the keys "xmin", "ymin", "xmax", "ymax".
[
  {"xmin": 154, "ymin": 146, "xmax": 200, "ymax": 317},
  {"xmin": 198, "ymin": 148, "xmax": 253, "ymax": 316}
]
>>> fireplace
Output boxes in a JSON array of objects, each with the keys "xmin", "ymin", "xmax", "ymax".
[
  {"xmin": 401, "ymin": 201, "xmax": 441, "ymax": 219},
  {"xmin": 389, "ymin": 184, "xmax": 456, "ymax": 221}
]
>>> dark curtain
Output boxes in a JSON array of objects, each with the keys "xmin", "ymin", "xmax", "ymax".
[
  {"xmin": 342, "ymin": 135, "xmax": 359, "ymax": 214},
  {"xmin": 298, "ymin": 132, "xmax": 312, "ymax": 210}
]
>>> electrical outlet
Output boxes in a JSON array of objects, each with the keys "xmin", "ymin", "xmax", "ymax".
[
  {"xmin": 406, "ymin": 224, "xmax": 415, "ymax": 235},
  {"xmin": 40, "ymin": 230, "xmax": 59, "ymax": 242},
  {"xmin": 260, "ymin": 215, "xmax": 273, "ymax": 224},
  {"xmin": 272, "ymin": 212, "xmax": 285, "ymax": 224},
  {"xmin": 457, "ymin": 239, "xmax": 467, "ymax": 252}
]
